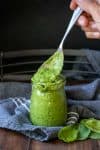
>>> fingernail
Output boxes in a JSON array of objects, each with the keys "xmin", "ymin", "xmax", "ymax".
[
  {"xmin": 78, "ymin": 17, "xmax": 87, "ymax": 27},
  {"xmin": 78, "ymin": 19, "xmax": 84, "ymax": 26},
  {"xmin": 91, "ymin": 23, "xmax": 97, "ymax": 29},
  {"xmin": 77, "ymin": 0, "xmax": 83, "ymax": 2},
  {"xmin": 77, "ymin": 0, "xmax": 90, "ymax": 2}
]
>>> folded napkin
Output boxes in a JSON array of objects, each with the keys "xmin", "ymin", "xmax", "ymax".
[
  {"xmin": 71, "ymin": 49, "xmax": 100, "ymax": 80},
  {"xmin": 0, "ymin": 79, "xmax": 100, "ymax": 141}
]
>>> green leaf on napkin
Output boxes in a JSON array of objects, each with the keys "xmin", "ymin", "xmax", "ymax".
[
  {"xmin": 58, "ymin": 124, "xmax": 79, "ymax": 143},
  {"xmin": 89, "ymin": 132, "xmax": 100, "ymax": 139},
  {"xmin": 77, "ymin": 123, "xmax": 91, "ymax": 140},
  {"xmin": 81, "ymin": 118, "xmax": 100, "ymax": 133},
  {"xmin": 58, "ymin": 118, "xmax": 100, "ymax": 143}
]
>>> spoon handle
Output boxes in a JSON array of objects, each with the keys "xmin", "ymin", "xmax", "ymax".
[{"xmin": 58, "ymin": 7, "xmax": 83, "ymax": 51}]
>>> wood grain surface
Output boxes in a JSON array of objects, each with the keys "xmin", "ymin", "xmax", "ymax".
[
  {"xmin": 0, "ymin": 129, "xmax": 99, "ymax": 150},
  {"xmin": 0, "ymin": 129, "xmax": 30, "ymax": 150}
]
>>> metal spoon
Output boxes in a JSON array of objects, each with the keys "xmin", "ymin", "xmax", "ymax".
[{"xmin": 58, "ymin": 7, "xmax": 83, "ymax": 51}]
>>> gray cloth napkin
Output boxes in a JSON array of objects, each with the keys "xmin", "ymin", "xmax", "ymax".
[
  {"xmin": 0, "ymin": 79, "xmax": 100, "ymax": 141},
  {"xmin": 71, "ymin": 49, "xmax": 100, "ymax": 80}
]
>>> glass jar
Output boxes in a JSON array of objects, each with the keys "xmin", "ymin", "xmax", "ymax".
[{"xmin": 30, "ymin": 76, "xmax": 67, "ymax": 126}]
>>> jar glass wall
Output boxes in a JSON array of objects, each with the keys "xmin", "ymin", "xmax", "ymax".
[{"xmin": 30, "ymin": 76, "xmax": 67, "ymax": 126}]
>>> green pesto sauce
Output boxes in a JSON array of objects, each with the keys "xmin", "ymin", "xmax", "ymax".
[
  {"xmin": 31, "ymin": 50, "xmax": 64, "ymax": 84},
  {"xmin": 30, "ymin": 50, "xmax": 67, "ymax": 126},
  {"xmin": 30, "ymin": 86, "xmax": 67, "ymax": 126}
]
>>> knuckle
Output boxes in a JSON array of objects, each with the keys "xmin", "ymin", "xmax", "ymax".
[{"xmin": 85, "ymin": 31, "xmax": 100, "ymax": 39}]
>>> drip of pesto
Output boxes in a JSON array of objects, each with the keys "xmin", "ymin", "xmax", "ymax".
[{"xmin": 32, "ymin": 50, "xmax": 64, "ymax": 84}]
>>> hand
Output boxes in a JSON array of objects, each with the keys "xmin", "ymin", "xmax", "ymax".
[{"xmin": 70, "ymin": 0, "xmax": 100, "ymax": 39}]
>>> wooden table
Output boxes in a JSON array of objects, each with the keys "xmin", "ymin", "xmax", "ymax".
[{"xmin": 0, "ymin": 128, "xmax": 100, "ymax": 150}]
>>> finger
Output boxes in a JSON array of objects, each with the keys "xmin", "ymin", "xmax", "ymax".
[
  {"xmin": 81, "ymin": 22, "xmax": 99, "ymax": 32},
  {"xmin": 76, "ymin": 0, "xmax": 100, "ymax": 22},
  {"xmin": 85, "ymin": 31, "xmax": 100, "ymax": 39},
  {"xmin": 77, "ymin": 15, "xmax": 89, "ymax": 27},
  {"xmin": 70, "ymin": 0, "xmax": 77, "ymax": 10},
  {"xmin": 96, "ymin": 0, "xmax": 100, "ymax": 4},
  {"xmin": 81, "ymin": 26, "xmax": 99, "ymax": 32}
]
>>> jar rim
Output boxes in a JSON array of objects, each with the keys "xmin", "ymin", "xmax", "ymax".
[
  {"xmin": 32, "ymin": 75, "xmax": 66, "ymax": 91},
  {"xmin": 32, "ymin": 75, "xmax": 65, "ymax": 85}
]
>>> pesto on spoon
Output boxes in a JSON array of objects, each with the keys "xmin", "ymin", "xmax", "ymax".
[{"xmin": 32, "ymin": 50, "xmax": 64, "ymax": 84}]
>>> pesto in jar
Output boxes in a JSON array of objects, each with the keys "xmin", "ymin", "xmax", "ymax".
[{"xmin": 30, "ymin": 50, "xmax": 67, "ymax": 126}]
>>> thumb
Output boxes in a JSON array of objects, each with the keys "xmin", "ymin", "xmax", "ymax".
[{"xmin": 76, "ymin": 0, "xmax": 100, "ymax": 21}]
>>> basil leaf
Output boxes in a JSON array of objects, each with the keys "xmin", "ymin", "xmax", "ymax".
[
  {"xmin": 81, "ymin": 118, "xmax": 100, "ymax": 133},
  {"xmin": 58, "ymin": 124, "xmax": 79, "ymax": 143},
  {"xmin": 78, "ymin": 123, "xmax": 91, "ymax": 140},
  {"xmin": 89, "ymin": 132, "xmax": 100, "ymax": 139}
]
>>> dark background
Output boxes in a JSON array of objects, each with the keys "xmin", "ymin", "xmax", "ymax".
[{"xmin": 0, "ymin": 0, "xmax": 100, "ymax": 50}]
